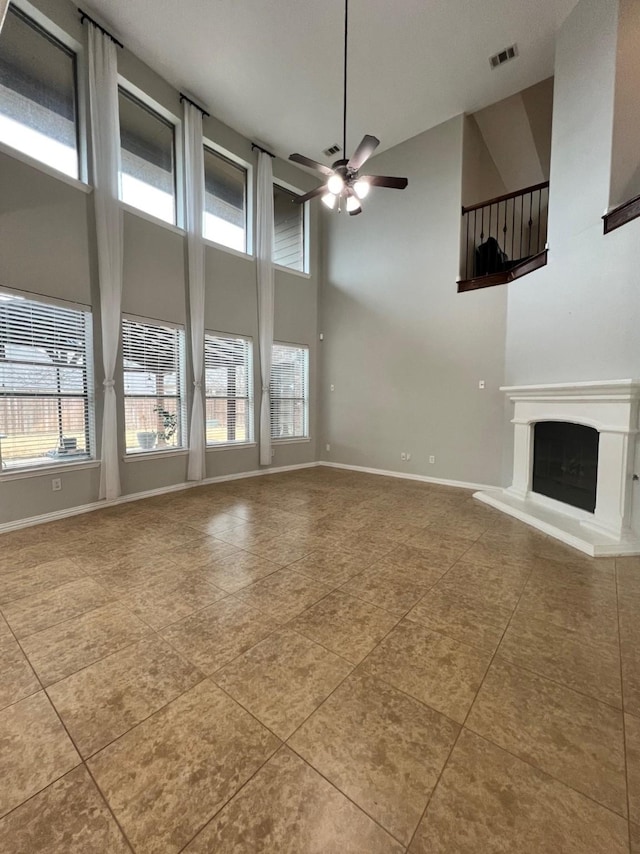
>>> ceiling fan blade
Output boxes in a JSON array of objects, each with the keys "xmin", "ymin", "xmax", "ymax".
[
  {"xmin": 289, "ymin": 153, "xmax": 334, "ymax": 176},
  {"xmin": 347, "ymin": 134, "xmax": 380, "ymax": 171},
  {"xmin": 362, "ymin": 175, "xmax": 408, "ymax": 190},
  {"xmin": 293, "ymin": 184, "xmax": 327, "ymax": 204}
]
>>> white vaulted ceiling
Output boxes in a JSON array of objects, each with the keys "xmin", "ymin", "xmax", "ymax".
[{"xmin": 85, "ymin": 0, "xmax": 579, "ymax": 163}]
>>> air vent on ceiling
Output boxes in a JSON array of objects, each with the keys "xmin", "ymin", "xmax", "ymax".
[
  {"xmin": 489, "ymin": 44, "xmax": 518, "ymax": 69},
  {"xmin": 323, "ymin": 143, "xmax": 341, "ymax": 157}
]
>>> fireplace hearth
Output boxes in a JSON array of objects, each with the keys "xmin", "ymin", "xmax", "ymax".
[{"xmin": 474, "ymin": 380, "xmax": 640, "ymax": 556}]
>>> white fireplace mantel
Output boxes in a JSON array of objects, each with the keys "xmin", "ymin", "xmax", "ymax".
[{"xmin": 475, "ymin": 379, "xmax": 640, "ymax": 556}]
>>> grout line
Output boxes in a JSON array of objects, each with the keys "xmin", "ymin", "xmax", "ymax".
[
  {"xmin": 405, "ymin": 539, "xmax": 538, "ymax": 850},
  {"xmin": 615, "ymin": 558, "xmax": 633, "ymax": 851}
]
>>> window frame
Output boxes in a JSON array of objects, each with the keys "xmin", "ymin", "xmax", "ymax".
[
  {"xmin": 203, "ymin": 139, "xmax": 253, "ymax": 256},
  {"xmin": 0, "ymin": 2, "xmax": 85, "ymax": 184},
  {"xmin": 121, "ymin": 314, "xmax": 187, "ymax": 457},
  {"xmin": 204, "ymin": 330, "xmax": 255, "ymax": 449},
  {"xmin": 117, "ymin": 78, "xmax": 181, "ymax": 229},
  {"xmin": 269, "ymin": 340, "xmax": 310, "ymax": 443},
  {"xmin": 272, "ymin": 178, "xmax": 309, "ymax": 275},
  {"xmin": 0, "ymin": 285, "xmax": 96, "ymax": 475}
]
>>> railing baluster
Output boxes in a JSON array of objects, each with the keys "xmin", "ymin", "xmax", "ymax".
[{"xmin": 460, "ymin": 180, "xmax": 549, "ymax": 283}]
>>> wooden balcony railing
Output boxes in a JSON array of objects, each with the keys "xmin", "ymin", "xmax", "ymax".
[{"xmin": 458, "ymin": 181, "xmax": 549, "ymax": 292}]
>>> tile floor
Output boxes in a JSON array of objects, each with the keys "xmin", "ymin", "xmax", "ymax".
[{"xmin": 0, "ymin": 466, "xmax": 638, "ymax": 852}]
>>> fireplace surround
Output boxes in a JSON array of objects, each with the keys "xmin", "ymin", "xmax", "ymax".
[{"xmin": 475, "ymin": 380, "xmax": 640, "ymax": 556}]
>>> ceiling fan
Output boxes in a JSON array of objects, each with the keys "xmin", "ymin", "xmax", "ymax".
[{"xmin": 289, "ymin": 0, "xmax": 408, "ymax": 216}]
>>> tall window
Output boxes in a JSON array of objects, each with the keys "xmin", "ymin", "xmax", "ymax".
[
  {"xmin": 119, "ymin": 88, "xmax": 176, "ymax": 225},
  {"xmin": 203, "ymin": 146, "xmax": 247, "ymax": 252},
  {"xmin": 270, "ymin": 343, "xmax": 309, "ymax": 440},
  {"xmin": 122, "ymin": 317, "xmax": 185, "ymax": 454},
  {"xmin": 0, "ymin": 5, "xmax": 79, "ymax": 178},
  {"xmin": 0, "ymin": 291, "xmax": 93, "ymax": 471},
  {"xmin": 273, "ymin": 183, "xmax": 305, "ymax": 272},
  {"xmin": 205, "ymin": 333, "xmax": 253, "ymax": 445}
]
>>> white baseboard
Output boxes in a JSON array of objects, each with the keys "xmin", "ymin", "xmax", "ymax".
[
  {"xmin": 0, "ymin": 461, "xmax": 320, "ymax": 535},
  {"xmin": 320, "ymin": 461, "xmax": 496, "ymax": 492}
]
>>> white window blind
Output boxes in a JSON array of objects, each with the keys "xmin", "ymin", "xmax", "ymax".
[
  {"xmin": 205, "ymin": 333, "xmax": 253, "ymax": 446},
  {"xmin": 273, "ymin": 183, "xmax": 305, "ymax": 272},
  {"xmin": 203, "ymin": 146, "xmax": 247, "ymax": 252},
  {"xmin": 0, "ymin": 291, "xmax": 94, "ymax": 471},
  {"xmin": 0, "ymin": 5, "xmax": 79, "ymax": 178},
  {"xmin": 270, "ymin": 342, "xmax": 309, "ymax": 440},
  {"xmin": 119, "ymin": 87, "xmax": 176, "ymax": 225},
  {"xmin": 122, "ymin": 317, "xmax": 185, "ymax": 454}
]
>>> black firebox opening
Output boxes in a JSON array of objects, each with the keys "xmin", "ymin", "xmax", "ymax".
[{"xmin": 532, "ymin": 421, "xmax": 599, "ymax": 513}]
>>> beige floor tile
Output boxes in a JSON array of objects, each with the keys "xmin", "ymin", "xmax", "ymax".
[
  {"xmin": 617, "ymin": 557, "xmax": 640, "ymax": 595},
  {"xmin": 382, "ymin": 543, "xmax": 451, "ymax": 586},
  {"xmin": 0, "ymin": 558, "xmax": 85, "ymax": 605},
  {"xmin": 361, "ymin": 619, "xmax": 491, "ymax": 723},
  {"xmin": 0, "ymin": 765, "xmax": 130, "ymax": 853},
  {"xmin": 166, "ymin": 534, "xmax": 240, "ymax": 567},
  {"xmin": 288, "ymin": 591, "xmax": 399, "ymax": 663},
  {"xmin": 119, "ymin": 575, "xmax": 228, "ymax": 629},
  {"xmin": 192, "ymin": 550, "xmax": 281, "ymax": 592},
  {"xmin": 466, "ymin": 658, "xmax": 627, "ymax": 815},
  {"xmin": 244, "ymin": 535, "xmax": 317, "ymax": 566},
  {"xmin": 0, "ymin": 631, "xmax": 40, "ymax": 711},
  {"xmin": 406, "ymin": 583, "xmax": 512, "ymax": 652},
  {"xmin": 48, "ymin": 636, "xmax": 202, "ymax": 757},
  {"xmin": 0, "ymin": 692, "xmax": 80, "ymax": 817},
  {"xmin": 289, "ymin": 672, "xmax": 459, "ymax": 845},
  {"xmin": 21, "ymin": 602, "xmax": 151, "ymax": 686},
  {"xmin": 161, "ymin": 596, "xmax": 279, "ymax": 673},
  {"xmin": 632, "ymin": 822, "xmax": 640, "ymax": 853},
  {"xmin": 1, "ymin": 578, "xmax": 114, "ymax": 639},
  {"xmin": 88, "ymin": 553, "xmax": 184, "ymax": 597},
  {"xmin": 232, "ymin": 568, "xmax": 332, "ymax": 622},
  {"xmin": 498, "ymin": 613, "xmax": 622, "ymax": 707},
  {"xmin": 88, "ymin": 679, "xmax": 279, "ymax": 854},
  {"xmin": 405, "ymin": 528, "xmax": 473, "ymax": 564},
  {"xmin": 341, "ymin": 562, "xmax": 432, "ymax": 616},
  {"xmin": 185, "ymin": 746, "xmax": 404, "ymax": 853},
  {"xmin": 213, "ymin": 628, "xmax": 352, "ymax": 738},
  {"xmin": 618, "ymin": 593, "xmax": 640, "ymax": 715},
  {"xmin": 409, "ymin": 728, "xmax": 629, "ymax": 854},
  {"xmin": 516, "ymin": 582, "xmax": 619, "ymax": 647},
  {"xmin": 0, "ymin": 539, "xmax": 85, "ymax": 575},
  {"xmin": 627, "ymin": 712, "xmax": 640, "ymax": 825},
  {"xmin": 289, "ymin": 546, "xmax": 375, "ymax": 587}
]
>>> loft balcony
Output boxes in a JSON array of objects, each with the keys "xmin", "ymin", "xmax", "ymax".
[{"xmin": 457, "ymin": 181, "xmax": 549, "ymax": 293}]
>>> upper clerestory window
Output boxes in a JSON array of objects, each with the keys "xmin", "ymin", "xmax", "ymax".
[
  {"xmin": 0, "ymin": 4, "xmax": 80, "ymax": 179},
  {"xmin": 118, "ymin": 86, "xmax": 177, "ymax": 226}
]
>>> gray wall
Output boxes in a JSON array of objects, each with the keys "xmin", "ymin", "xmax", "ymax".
[
  {"xmin": 0, "ymin": 0, "xmax": 319, "ymax": 525},
  {"xmin": 504, "ymin": 0, "xmax": 640, "ymax": 387},
  {"xmin": 319, "ymin": 116, "xmax": 507, "ymax": 487}
]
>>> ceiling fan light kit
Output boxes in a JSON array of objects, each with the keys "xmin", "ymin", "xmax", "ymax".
[{"xmin": 289, "ymin": 0, "xmax": 407, "ymax": 216}]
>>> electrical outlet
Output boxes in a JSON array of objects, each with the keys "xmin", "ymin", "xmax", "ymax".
[
  {"xmin": 326, "ymin": 443, "xmax": 331, "ymax": 452},
  {"xmin": 330, "ymin": 384, "xmax": 335, "ymax": 392},
  {"xmin": 429, "ymin": 455, "xmax": 435, "ymax": 464},
  {"xmin": 406, "ymin": 452, "xmax": 412, "ymax": 461},
  {"xmin": 51, "ymin": 478, "xmax": 62, "ymax": 492},
  {"xmin": 478, "ymin": 380, "xmax": 485, "ymax": 389},
  {"xmin": 401, "ymin": 452, "xmax": 407, "ymax": 461}
]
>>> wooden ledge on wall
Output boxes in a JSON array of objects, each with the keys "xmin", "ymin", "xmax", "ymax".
[
  {"xmin": 603, "ymin": 194, "xmax": 640, "ymax": 234},
  {"xmin": 457, "ymin": 249, "xmax": 548, "ymax": 293}
]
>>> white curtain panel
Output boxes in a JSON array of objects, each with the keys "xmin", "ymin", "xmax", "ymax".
[
  {"xmin": 88, "ymin": 25, "xmax": 124, "ymax": 501},
  {"xmin": 256, "ymin": 151, "xmax": 275, "ymax": 466},
  {"xmin": 0, "ymin": 1, "xmax": 9, "ymax": 34},
  {"xmin": 183, "ymin": 102, "xmax": 206, "ymax": 481}
]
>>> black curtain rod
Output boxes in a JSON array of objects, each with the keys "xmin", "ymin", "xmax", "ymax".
[
  {"xmin": 179, "ymin": 93, "xmax": 210, "ymax": 118},
  {"xmin": 78, "ymin": 9, "xmax": 124, "ymax": 48},
  {"xmin": 251, "ymin": 142, "xmax": 275, "ymax": 158}
]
